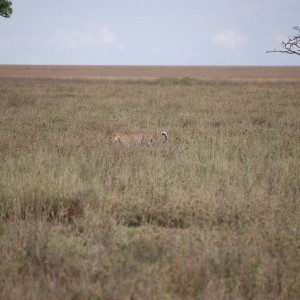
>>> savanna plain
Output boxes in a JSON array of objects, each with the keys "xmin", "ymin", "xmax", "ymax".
[{"xmin": 0, "ymin": 66, "xmax": 299, "ymax": 300}]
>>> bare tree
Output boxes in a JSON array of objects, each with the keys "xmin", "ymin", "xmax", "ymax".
[{"xmin": 267, "ymin": 26, "xmax": 300, "ymax": 56}]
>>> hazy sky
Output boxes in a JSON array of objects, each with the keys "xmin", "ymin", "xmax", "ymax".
[{"xmin": 0, "ymin": 0, "xmax": 299, "ymax": 65}]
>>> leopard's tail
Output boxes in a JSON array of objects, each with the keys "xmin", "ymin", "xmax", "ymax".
[{"xmin": 161, "ymin": 132, "xmax": 168, "ymax": 143}]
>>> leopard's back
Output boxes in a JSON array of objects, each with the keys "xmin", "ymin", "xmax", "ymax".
[{"xmin": 114, "ymin": 133, "xmax": 155, "ymax": 147}]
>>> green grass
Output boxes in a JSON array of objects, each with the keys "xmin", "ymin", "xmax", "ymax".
[{"xmin": 0, "ymin": 74, "xmax": 299, "ymax": 299}]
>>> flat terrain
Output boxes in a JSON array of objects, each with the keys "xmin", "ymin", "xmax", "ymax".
[
  {"xmin": 0, "ymin": 66, "xmax": 299, "ymax": 299},
  {"xmin": 1, "ymin": 65, "xmax": 300, "ymax": 82}
]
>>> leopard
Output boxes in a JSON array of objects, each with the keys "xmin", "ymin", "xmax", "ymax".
[{"xmin": 112, "ymin": 131, "xmax": 168, "ymax": 147}]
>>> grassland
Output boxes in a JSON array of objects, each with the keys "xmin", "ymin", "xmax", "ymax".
[{"xmin": 0, "ymin": 66, "xmax": 299, "ymax": 299}]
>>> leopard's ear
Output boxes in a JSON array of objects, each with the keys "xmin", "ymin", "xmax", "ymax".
[
  {"xmin": 114, "ymin": 133, "xmax": 119, "ymax": 141},
  {"xmin": 110, "ymin": 133, "xmax": 119, "ymax": 142}
]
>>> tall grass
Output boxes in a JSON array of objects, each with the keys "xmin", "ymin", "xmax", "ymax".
[{"xmin": 0, "ymin": 74, "xmax": 299, "ymax": 299}]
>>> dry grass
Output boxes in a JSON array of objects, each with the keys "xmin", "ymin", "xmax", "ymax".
[
  {"xmin": 1, "ymin": 65, "xmax": 300, "ymax": 82},
  {"xmin": 0, "ymin": 66, "xmax": 299, "ymax": 299}
]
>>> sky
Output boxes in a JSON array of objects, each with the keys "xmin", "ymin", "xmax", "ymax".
[{"xmin": 0, "ymin": 0, "xmax": 299, "ymax": 66}]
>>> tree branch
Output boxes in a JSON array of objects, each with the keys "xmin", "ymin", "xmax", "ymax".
[{"xmin": 267, "ymin": 26, "xmax": 300, "ymax": 56}]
